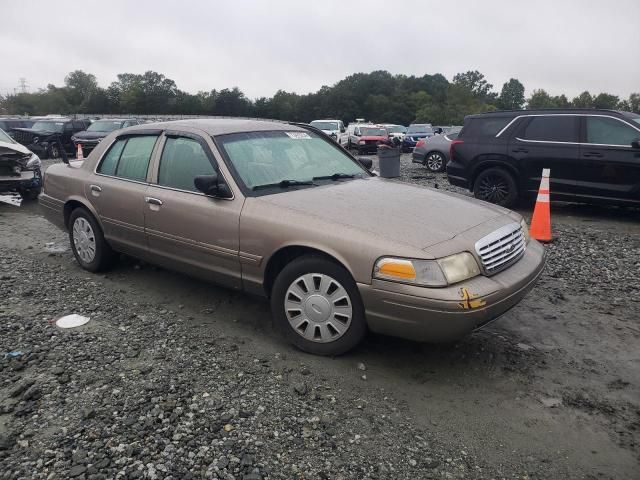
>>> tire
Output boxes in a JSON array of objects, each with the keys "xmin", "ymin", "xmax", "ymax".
[
  {"xmin": 48, "ymin": 144, "xmax": 60, "ymax": 160},
  {"xmin": 270, "ymin": 255, "xmax": 367, "ymax": 356},
  {"xmin": 424, "ymin": 151, "xmax": 446, "ymax": 172},
  {"xmin": 473, "ymin": 167, "xmax": 518, "ymax": 207},
  {"xmin": 68, "ymin": 207, "xmax": 117, "ymax": 272},
  {"xmin": 19, "ymin": 187, "xmax": 41, "ymax": 201}
]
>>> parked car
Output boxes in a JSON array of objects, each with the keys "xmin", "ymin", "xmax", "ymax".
[
  {"xmin": 0, "ymin": 127, "xmax": 42, "ymax": 200},
  {"xmin": 402, "ymin": 123, "xmax": 435, "ymax": 152},
  {"xmin": 447, "ymin": 109, "xmax": 640, "ymax": 207},
  {"xmin": 412, "ymin": 131, "xmax": 459, "ymax": 172},
  {"xmin": 346, "ymin": 120, "xmax": 373, "ymax": 148},
  {"xmin": 309, "ymin": 119, "xmax": 348, "ymax": 146},
  {"xmin": 39, "ymin": 118, "xmax": 545, "ymax": 355},
  {"xmin": 72, "ymin": 118, "xmax": 140, "ymax": 157},
  {"xmin": 350, "ymin": 126, "xmax": 389, "ymax": 154},
  {"xmin": 380, "ymin": 124, "xmax": 406, "ymax": 145},
  {"xmin": 11, "ymin": 118, "xmax": 91, "ymax": 159},
  {"xmin": 0, "ymin": 118, "xmax": 34, "ymax": 133}
]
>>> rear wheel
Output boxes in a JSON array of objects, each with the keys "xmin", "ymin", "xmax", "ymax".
[
  {"xmin": 48, "ymin": 144, "xmax": 60, "ymax": 159},
  {"xmin": 473, "ymin": 167, "xmax": 518, "ymax": 207},
  {"xmin": 424, "ymin": 151, "xmax": 446, "ymax": 172},
  {"xmin": 68, "ymin": 208, "xmax": 117, "ymax": 272},
  {"xmin": 271, "ymin": 256, "xmax": 367, "ymax": 356}
]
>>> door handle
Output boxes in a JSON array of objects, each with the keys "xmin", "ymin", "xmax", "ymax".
[
  {"xmin": 145, "ymin": 197, "xmax": 163, "ymax": 206},
  {"xmin": 583, "ymin": 152, "xmax": 603, "ymax": 158},
  {"xmin": 512, "ymin": 148, "xmax": 528, "ymax": 153},
  {"xmin": 89, "ymin": 184, "xmax": 102, "ymax": 193}
]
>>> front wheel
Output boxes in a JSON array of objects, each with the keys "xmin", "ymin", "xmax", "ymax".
[
  {"xmin": 473, "ymin": 167, "xmax": 518, "ymax": 207},
  {"xmin": 271, "ymin": 256, "xmax": 367, "ymax": 356},
  {"xmin": 424, "ymin": 152, "xmax": 446, "ymax": 172},
  {"xmin": 68, "ymin": 208, "xmax": 117, "ymax": 272}
]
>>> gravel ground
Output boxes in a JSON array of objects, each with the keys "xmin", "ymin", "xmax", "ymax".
[{"xmin": 0, "ymin": 155, "xmax": 639, "ymax": 479}]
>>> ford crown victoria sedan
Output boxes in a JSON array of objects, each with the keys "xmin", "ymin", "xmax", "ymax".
[{"xmin": 39, "ymin": 119, "xmax": 545, "ymax": 355}]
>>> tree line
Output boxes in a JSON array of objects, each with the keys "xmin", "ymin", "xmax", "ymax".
[{"xmin": 1, "ymin": 69, "xmax": 638, "ymax": 126}]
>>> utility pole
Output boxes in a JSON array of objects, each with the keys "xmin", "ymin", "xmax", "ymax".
[{"xmin": 18, "ymin": 78, "xmax": 28, "ymax": 94}]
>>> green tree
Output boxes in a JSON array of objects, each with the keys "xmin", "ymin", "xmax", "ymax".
[
  {"xmin": 498, "ymin": 78, "xmax": 525, "ymax": 110},
  {"xmin": 527, "ymin": 89, "xmax": 556, "ymax": 109},
  {"xmin": 572, "ymin": 91, "xmax": 593, "ymax": 108},
  {"xmin": 453, "ymin": 70, "xmax": 494, "ymax": 99},
  {"xmin": 592, "ymin": 93, "xmax": 619, "ymax": 109},
  {"xmin": 628, "ymin": 93, "xmax": 640, "ymax": 113}
]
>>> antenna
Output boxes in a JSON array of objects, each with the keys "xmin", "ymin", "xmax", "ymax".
[{"xmin": 18, "ymin": 78, "xmax": 28, "ymax": 94}]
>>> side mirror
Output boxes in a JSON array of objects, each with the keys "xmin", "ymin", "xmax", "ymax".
[
  {"xmin": 358, "ymin": 157, "xmax": 373, "ymax": 170},
  {"xmin": 194, "ymin": 173, "xmax": 232, "ymax": 198},
  {"xmin": 340, "ymin": 127, "xmax": 346, "ymax": 133},
  {"xmin": 631, "ymin": 140, "xmax": 640, "ymax": 149}
]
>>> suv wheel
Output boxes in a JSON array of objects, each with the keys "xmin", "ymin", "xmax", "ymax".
[
  {"xmin": 48, "ymin": 144, "xmax": 60, "ymax": 159},
  {"xmin": 424, "ymin": 152, "xmax": 445, "ymax": 172},
  {"xmin": 473, "ymin": 167, "xmax": 518, "ymax": 207},
  {"xmin": 68, "ymin": 208, "xmax": 117, "ymax": 272},
  {"xmin": 271, "ymin": 256, "xmax": 367, "ymax": 356}
]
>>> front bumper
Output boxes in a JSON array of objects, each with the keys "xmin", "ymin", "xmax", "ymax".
[
  {"xmin": 358, "ymin": 240, "xmax": 546, "ymax": 342},
  {"xmin": 0, "ymin": 169, "xmax": 42, "ymax": 193}
]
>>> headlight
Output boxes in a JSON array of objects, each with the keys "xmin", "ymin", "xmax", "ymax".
[
  {"xmin": 358, "ymin": 140, "xmax": 365, "ymax": 145},
  {"xmin": 71, "ymin": 136, "xmax": 77, "ymax": 142},
  {"xmin": 520, "ymin": 218, "xmax": 530, "ymax": 243},
  {"xmin": 374, "ymin": 252, "xmax": 480, "ymax": 287},
  {"xmin": 26, "ymin": 153, "xmax": 41, "ymax": 169},
  {"xmin": 32, "ymin": 137, "xmax": 40, "ymax": 144}
]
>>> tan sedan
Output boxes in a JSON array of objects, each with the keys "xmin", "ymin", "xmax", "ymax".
[{"xmin": 40, "ymin": 119, "xmax": 545, "ymax": 355}]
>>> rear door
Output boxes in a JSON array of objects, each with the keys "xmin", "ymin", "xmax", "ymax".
[
  {"xmin": 88, "ymin": 132, "xmax": 160, "ymax": 256},
  {"xmin": 510, "ymin": 115, "xmax": 580, "ymax": 199},
  {"xmin": 144, "ymin": 130, "xmax": 243, "ymax": 288},
  {"xmin": 577, "ymin": 115, "xmax": 640, "ymax": 203}
]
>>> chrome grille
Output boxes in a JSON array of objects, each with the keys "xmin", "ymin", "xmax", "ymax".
[{"xmin": 475, "ymin": 222, "xmax": 526, "ymax": 275}]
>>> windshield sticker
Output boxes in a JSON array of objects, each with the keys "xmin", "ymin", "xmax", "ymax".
[{"xmin": 285, "ymin": 132, "xmax": 311, "ymax": 139}]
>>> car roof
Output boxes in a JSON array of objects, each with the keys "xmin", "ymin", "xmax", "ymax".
[
  {"xmin": 466, "ymin": 108, "xmax": 628, "ymax": 119},
  {"xmin": 121, "ymin": 117, "xmax": 307, "ymax": 136}
]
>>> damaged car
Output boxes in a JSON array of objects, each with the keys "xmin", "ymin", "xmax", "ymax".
[
  {"xmin": 0, "ymin": 128, "xmax": 42, "ymax": 200},
  {"xmin": 72, "ymin": 118, "xmax": 140, "ymax": 157},
  {"xmin": 39, "ymin": 119, "xmax": 545, "ymax": 356},
  {"xmin": 11, "ymin": 118, "xmax": 91, "ymax": 159}
]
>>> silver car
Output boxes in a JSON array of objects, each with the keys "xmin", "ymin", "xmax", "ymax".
[{"xmin": 412, "ymin": 131, "xmax": 460, "ymax": 172}]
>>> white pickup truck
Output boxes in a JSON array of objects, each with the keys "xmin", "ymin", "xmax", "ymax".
[{"xmin": 310, "ymin": 119, "xmax": 348, "ymax": 146}]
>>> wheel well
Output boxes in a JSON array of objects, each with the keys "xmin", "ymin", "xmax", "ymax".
[
  {"xmin": 263, "ymin": 246, "xmax": 346, "ymax": 297},
  {"xmin": 470, "ymin": 160, "xmax": 520, "ymax": 188},
  {"xmin": 63, "ymin": 200, "xmax": 86, "ymax": 229}
]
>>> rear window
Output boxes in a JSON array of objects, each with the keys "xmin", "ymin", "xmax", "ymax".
[
  {"xmin": 98, "ymin": 135, "xmax": 157, "ymax": 181},
  {"xmin": 521, "ymin": 116, "xmax": 578, "ymax": 143},
  {"xmin": 461, "ymin": 117, "xmax": 512, "ymax": 138}
]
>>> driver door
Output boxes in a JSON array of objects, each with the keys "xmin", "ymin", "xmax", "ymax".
[{"xmin": 144, "ymin": 130, "xmax": 243, "ymax": 288}]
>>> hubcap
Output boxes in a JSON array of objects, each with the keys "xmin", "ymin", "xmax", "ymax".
[
  {"xmin": 478, "ymin": 175, "xmax": 509, "ymax": 203},
  {"xmin": 284, "ymin": 273, "xmax": 352, "ymax": 343},
  {"xmin": 426, "ymin": 153, "xmax": 443, "ymax": 171},
  {"xmin": 72, "ymin": 217, "xmax": 96, "ymax": 263}
]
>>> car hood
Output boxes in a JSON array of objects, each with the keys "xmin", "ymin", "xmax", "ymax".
[
  {"xmin": 11, "ymin": 127, "xmax": 57, "ymax": 138},
  {"xmin": 73, "ymin": 131, "xmax": 108, "ymax": 140},
  {"xmin": 255, "ymin": 177, "xmax": 514, "ymax": 251},
  {"xmin": 0, "ymin": 140, "xmax": 32, "ymax": 156},
  {"xmin": 0, "ymin": 141, "xmax": 33, "ymax": 169}
]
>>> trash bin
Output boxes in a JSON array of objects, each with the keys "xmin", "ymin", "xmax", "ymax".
[{"xmin": 377, "ymin": 146, "xmax": 401, "ymax": 178}]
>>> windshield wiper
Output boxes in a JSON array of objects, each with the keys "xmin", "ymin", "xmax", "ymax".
[
  {"xmin": 312, "ymin": 173, "xmax": 357, "ymax": 181},
  {"xmin": 252, "ymin": 179, "xmax": 317, "ymax": 191}
]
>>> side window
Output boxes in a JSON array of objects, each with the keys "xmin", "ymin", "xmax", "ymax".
[
  {"xmin": 522, "ymin": 116, "xmax": 578, "ymax": 143},
  {"xmin": 586, "ymin": 117, "xmax": 640, "ymax": 146},
  {"xmin": 97, "ymin": 139, "xmax": 126, "ymax": 176},
  {"xmin": 115, "ymin": 136, "xmax": 157, "ymax": 181},
  {"xmin": 64, "ymin": 123, "xmax": 74, "ymax": 132},
  {"xmin": 158, "ymin": 137, "xmax": 215, "ymax": 192},
  {"xmin": 461, "ymin": 117, "xmax": 512, "ymax": 138}
]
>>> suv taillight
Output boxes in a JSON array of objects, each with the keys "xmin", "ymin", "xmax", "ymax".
[
  {"xmin": 415, "ymin": 140, "xmax": 425, "ymax": 148},
  {"xmin": 449, "ymin": 139, "xmax": 464, "ymax": 161}
]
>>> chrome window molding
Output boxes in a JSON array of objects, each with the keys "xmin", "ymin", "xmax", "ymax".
[{"xmin": 514, "ymin": 137, "xmax": 634, "ymax": 148}]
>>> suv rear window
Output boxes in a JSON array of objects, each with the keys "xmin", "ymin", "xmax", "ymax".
[
  {"xmin": 521, "ymin": 116, "xmax": 578, "ymax": 143},
  {"xmin": 461, "ymin": 117, "xmax": 511, "ymax": 138}
]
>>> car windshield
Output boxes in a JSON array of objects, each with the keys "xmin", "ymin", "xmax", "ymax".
[
  {"xmin": 31, "ymin": 121, "xmax": 64, "ymax": 133},
  {"xmin": 0, "ymin": 128, "xmax": 15, "ymax": 143},
  {"xmin": 310, "ymin": 121, "xmax": 339, "ymax": 131},
  {"xmin": 385, "ymin": 125, "xmax": 406, "ymax": 133},
  {"xmin": 217, "ymin": 130, "xmax": 367, "ymax": 191},
  {"xmin": 445, "ymin": 132, "xmax": 459, "ymax": 140},
  {"xmin": 361, "ymin": 128, "xmax": 386, "ymax": 136},
  {"xmin": 407, "ymin": 124, "xmax": 433, "ymax": 134},
  {"xmin": 87, "ymin": 120, "xmax": 124, "ymax": 132}
]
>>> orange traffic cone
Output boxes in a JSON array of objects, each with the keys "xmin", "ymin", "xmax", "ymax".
[
  {"xmin": 529, "ymin": 168, "xmax": 552, "ymax": 242},
  {"xmin": 76, "ymin": 143, "xmax": 84, "ymax": 160}
]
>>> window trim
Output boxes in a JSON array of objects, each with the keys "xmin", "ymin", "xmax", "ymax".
[
  {"xmin": 517, "ymin": 115, "xmax": 580, "ymax": 144},
  {"xmin": 496, "ymin": 113, "xmax": 640, "ymax": 146},
  {"xmin": 152, "ymin": 131, "xmax": 235, "ymax": 200}
]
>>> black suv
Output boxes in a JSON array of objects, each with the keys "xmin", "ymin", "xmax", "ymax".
[
  {"xmin": 447, "ymin": 109, "xmax": 640, "ymax": 207},
  {"xmin": 72, "ymin": 118, "xmax": 140, "ymax": 156},
  {"xmin": 0, "ymin": 118, "xmax": 34, "ymax": 132},
  {"xmin": 11, "ymin": 118, "xmax": 92, "ymax": 159}
]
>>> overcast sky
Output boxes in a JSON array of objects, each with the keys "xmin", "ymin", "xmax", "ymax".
[{"xmin": 2, "ymin": 0, "xmax": 639, "ymax": 100}]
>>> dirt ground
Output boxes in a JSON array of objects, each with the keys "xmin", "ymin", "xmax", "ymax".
[{"xmin": 1, "ymin": 156, "xmax": 639, "ymax": 479}]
